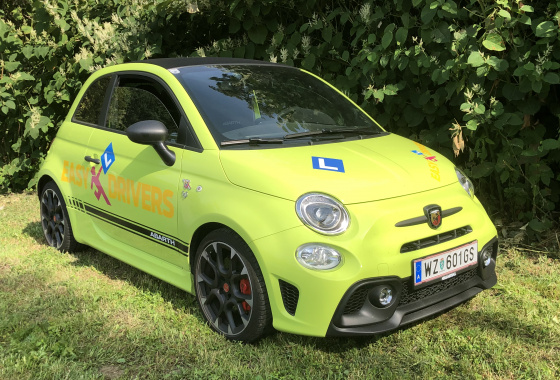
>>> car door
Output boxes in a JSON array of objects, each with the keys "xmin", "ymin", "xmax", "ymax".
[{"xmin": 82, "ymin": 72, "xmax": 189, "ymax": 268}]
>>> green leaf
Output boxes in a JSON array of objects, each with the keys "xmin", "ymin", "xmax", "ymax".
[
  {"xmin": 382, "ymin": 31, "xmax": 393, "ymax": 49},
  {"xmin": 4, "ymin": 61, "xmax": 20, "ymax": 72},
  {"xmin": 466, "ymin": 119, "xmax": 478, "ymax": 130},
  {"xmin": 467, "ymin": 51, "xmax": 485, "ymax": 67},
  {"xmin": 5, "ymin": 100, "xmax": 15, "ymax": 109},
  {"xmin": 383, "ymin": 84, "xmax": 398, "ymax": 96},
  {"xmin": 535, "ymin": 21, "xmax": 556, "ymax": 38},
  {"xmin": 248, "ymin": 24, "xmax": 268, "ymax": 44},
  {"xmin": 470, "ymin": 162, "xmax": 494, "ymax": 178},
  {"xmin": 498, "ymin": 9, "xmax": 511, "ymax": 21},
  {"xmin": 482, "ymin": 33, "xmax": 506, "ymax": 51},
  {"xmin": 460, "ymin": 102, "xmax": 471, "ymax": 112},
  {"xmin": 79, "ymin": 58, "xmax": 93, "ymax": 71},
  {"xmin": 487, "ymin": 56, "xmax": 508, "ymax": 71},
  {"xmin": 520, "ymin": 5, "xmax": 534, "ymax": 13},
  {"xmin": 18, "ymin": 72, "xmax": 35, "ymax": 81},
  {"xmin": 543, "ymin": 72, "xmax": 560, "ymax": 84},
  {"xmin": 373, "ymin": 89, "xmax": 384, "ymax": 102},
  {"xmin": 541, "ymin": 139, "xmax": 560, "ymax": 151},
  {"xmin": 532, "ymin": 80, "xmax": 542, "ymax": 93},
  {"xmin": 22, "ymin": 45, "xmax": 34, "ymax": 59},
  {"xmin": 301, "ymin": 53, "xmax": 315, "ymax": 70},
  {"xmin": 499, "ymin": 170, "xmax": 509, "ymax": 183},
  {"xmin": 442, "ymin": 1, "xmax": 458, "ymax": 15},
  {"xmin": 395, "ymin": 27, "xmax": 408, "ymax": 44},
  {"xmin": 421, "ymin": 3, "xmax": 438, "ymax": 24},
  {"xmin": 528, "ymin": 219, "xmax": 550, "ymax": 233},
  {"xmin": 229, "ymin": 19, "xmax": 241, "ymax": 34},
  {"xmin": 35, "ymin": 46, "xmax": 50, "ymax": 58},
  {"xmin": 473, "ymin": 103, "xmax": 486, "ymax": 115},
  {"xmin": 322, "ymin": 27, "xmax": 333, "ymax": 43}
]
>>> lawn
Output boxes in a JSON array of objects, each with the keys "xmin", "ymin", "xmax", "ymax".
[{"xmin": 1, "ymin": 192, "xmax": 559, "ymax": 379}]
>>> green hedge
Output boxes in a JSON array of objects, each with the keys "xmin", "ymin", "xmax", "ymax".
[{"xmin": 1, "ymin": 0, "xmax": 559, "ymax": 237}]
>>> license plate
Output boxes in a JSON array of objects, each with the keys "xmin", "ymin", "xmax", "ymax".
[{"xmin": 413, "ymin": 241, "xmax": 478, "ymax": 287}]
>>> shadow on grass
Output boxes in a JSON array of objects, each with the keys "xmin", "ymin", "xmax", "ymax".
[{"xmin": 22, "ymin": 220, "xmax": 46, "ymax": 245}]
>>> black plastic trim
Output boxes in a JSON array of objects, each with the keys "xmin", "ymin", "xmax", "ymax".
[{"xmin": 395, "ymin": 207, "xmax": 463, "ymax": 227}]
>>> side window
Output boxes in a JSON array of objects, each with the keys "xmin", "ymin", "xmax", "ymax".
[
  {"xmin": 73, "ymin": 76, "xmax": 111, "ymax": 125},
  {"xmin": 106, "ymin": 76, "xmax": 180, "ymax": 143}
]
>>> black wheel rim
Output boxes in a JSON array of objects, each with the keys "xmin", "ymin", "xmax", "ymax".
[
  {"xmin": 196, "ymin": 242, "xmax": 253, "ymax": 336},
  {"xmin": 40, "ymin": 189, "xmax": 65, "ymax": 249}
]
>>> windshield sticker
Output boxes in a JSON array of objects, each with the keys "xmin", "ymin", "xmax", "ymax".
[
  {"xmin": 312, "ymin": 157, "xmax": 345, "ymax": 173},
  {"xmin": 168, "ymin": 68, "xmax": 180, "ymax": 74},
  {"xmin": 101, "ymin": 142, "xmax": 115, "ymax": 174},
  {"xmin": 411, "ymin": 142, "xmax": 440, "ymax": 181}
]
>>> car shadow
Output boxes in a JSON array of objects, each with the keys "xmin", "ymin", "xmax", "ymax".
[{"xmin": 22, "ymin": 220, "xmax": 46, "ymax": 245}]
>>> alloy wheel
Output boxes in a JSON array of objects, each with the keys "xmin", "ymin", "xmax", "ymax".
[{"xmin": 196, "ymin": 241, "xmax": 253, "ymax": 336}]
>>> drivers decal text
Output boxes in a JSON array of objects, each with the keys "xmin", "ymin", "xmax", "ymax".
[{"xmin": 61, "ymin": 160, "xmax": 174, "ymax": 217}]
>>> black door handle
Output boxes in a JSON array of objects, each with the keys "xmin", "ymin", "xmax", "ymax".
[{"xmin": 85, "ymin": 156, "xmax": 100, "ymax": 164}]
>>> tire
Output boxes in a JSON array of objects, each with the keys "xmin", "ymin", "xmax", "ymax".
[
  {"xmin": 194, "ymin": 228, "xmax": 273, "ymax": 342},
  {"xmin": 40, "ymin": 181, "xmax": 82, "ymax": 252}
]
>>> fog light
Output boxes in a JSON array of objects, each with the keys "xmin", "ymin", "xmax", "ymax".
[
  {"xmin": 482, "ymin": 248, "xmax": 492, "ymax": 268},
  {"xmin": 295, "ymin": 244, "xmax": 342, "ymax": 271},
  {"xmin": 369, "ymin": 285, "xmax": 395, "ymax": 308}
]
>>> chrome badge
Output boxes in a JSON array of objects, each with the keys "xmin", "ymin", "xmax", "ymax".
[{"xmin": 424, "ymin": 204, "xmax": 442, "ymax": 229}]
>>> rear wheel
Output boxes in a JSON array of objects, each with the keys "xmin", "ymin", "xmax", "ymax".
[
  {"xmin": 40, "ymin": 181, "xmax": 81, "ymax": 252},
  {"xmin": 194, "ymin": 229, "xmax": 272, "ymax": 342}
]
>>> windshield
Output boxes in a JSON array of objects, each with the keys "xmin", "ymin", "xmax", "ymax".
[{"xmin": 173, "ymin": 65, "xmax": 384, "ymax": 146}]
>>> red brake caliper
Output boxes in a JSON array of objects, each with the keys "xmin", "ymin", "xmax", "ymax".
[{"xmin": 239, "ymin": 278, "xmax": 251, "ymax": 313}]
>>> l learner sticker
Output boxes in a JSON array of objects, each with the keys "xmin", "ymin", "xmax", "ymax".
[{"xmin": 312, "ymin": 157, "xmax": 345, "ymax": 172}]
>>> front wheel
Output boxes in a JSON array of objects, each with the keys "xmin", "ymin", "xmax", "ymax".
[
  {"xmin": 194, "ymin": 229, "xmax": 273, "ymax": 342},
  {"xmin": 40, "ymin": 181, "xmax": 82, "ymax": 252}
]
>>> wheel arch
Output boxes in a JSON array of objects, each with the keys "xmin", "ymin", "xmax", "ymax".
[
  {"xmin": 189, "ymin": 222, "xmax": 231, "ymax": 274},
  {"xmin": 37, "ymin": 174, "xmax": 55, "ymax": 198}
]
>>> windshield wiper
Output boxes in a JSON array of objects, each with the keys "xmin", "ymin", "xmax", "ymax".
[
  {"xmin": 220, "ymin": 138, "xmax": 284, "ymax": 146},
  {"xmin": 284, "ymin": 127, "xmax": 384, "ymax": 140}
]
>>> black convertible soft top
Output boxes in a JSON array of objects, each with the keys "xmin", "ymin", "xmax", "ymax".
[{"xmin": 133, "ymin": 57, "xmax": 288, "ymax": 69}]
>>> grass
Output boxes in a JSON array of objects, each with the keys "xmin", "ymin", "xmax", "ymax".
[{"xmin": 1, "ymin": 192, "xmax": 559, "ymax": 379}]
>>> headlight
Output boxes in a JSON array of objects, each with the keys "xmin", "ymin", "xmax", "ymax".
[
  {"xmin": 295, "ymin": 193, "xmax": 350, "ymax": 235},
  {"xmin": 296, "ymin": 244, "xmax": 342, "ymax": 270},
  {"xmin": 455, "ymin": 167, "xmax": 475, "ymax": 198}
]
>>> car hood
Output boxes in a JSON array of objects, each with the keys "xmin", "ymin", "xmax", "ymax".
[{"xmin": 219, "ymin": 134, "xmax": 457, "ymax": 204}]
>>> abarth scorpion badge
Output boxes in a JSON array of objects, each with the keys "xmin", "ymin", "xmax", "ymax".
[{"xmin": 424, "ymin": 204, "xmax": 442, "ymax": 229}]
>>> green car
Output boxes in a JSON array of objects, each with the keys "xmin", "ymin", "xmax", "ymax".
[{"xmin": 37, "ymin": 58, "xmax": 498, "ymax": 342}]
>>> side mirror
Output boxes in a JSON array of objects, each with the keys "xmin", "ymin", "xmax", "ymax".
[{"xmin": 126, "ymin": 120, "xmax": 176, "ymax": 166}]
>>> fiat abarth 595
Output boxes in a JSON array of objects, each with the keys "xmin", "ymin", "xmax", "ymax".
[{"xmin": 37, "ymin": 57, "xmax": 498, "ymax": 342}]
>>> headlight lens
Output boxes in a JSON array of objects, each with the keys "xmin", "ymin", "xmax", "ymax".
[
  {"xmin": 296, "ymin": 193, "xmax": 350, "ymax": 235},
  {"xmin": 296, "ymin": 244, "xmax": 342, "ymax": 270},
  {"xmin": 455, "ymin": 167, "xmax": 475, "ymax": 198}
]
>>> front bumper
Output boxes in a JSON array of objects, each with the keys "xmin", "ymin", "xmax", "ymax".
[{"xmin": 326, "ymin": 237, "xmax": 498, "ymax": 336}]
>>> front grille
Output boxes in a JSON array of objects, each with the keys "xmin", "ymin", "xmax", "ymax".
[
  {"xmin": 343, "ymin": 287, "xmax": 369, "ymax": 315},
  {"xmin": 399, "ymin": 268, "xmax": 477, "ymax": 305},
  {"xmin": 400, "ymin": 226, "xmax": 473, "ymax": 253},
  {"xmin": 279, "ymin": 279, "xmax": 299, "ymax": 316}
]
